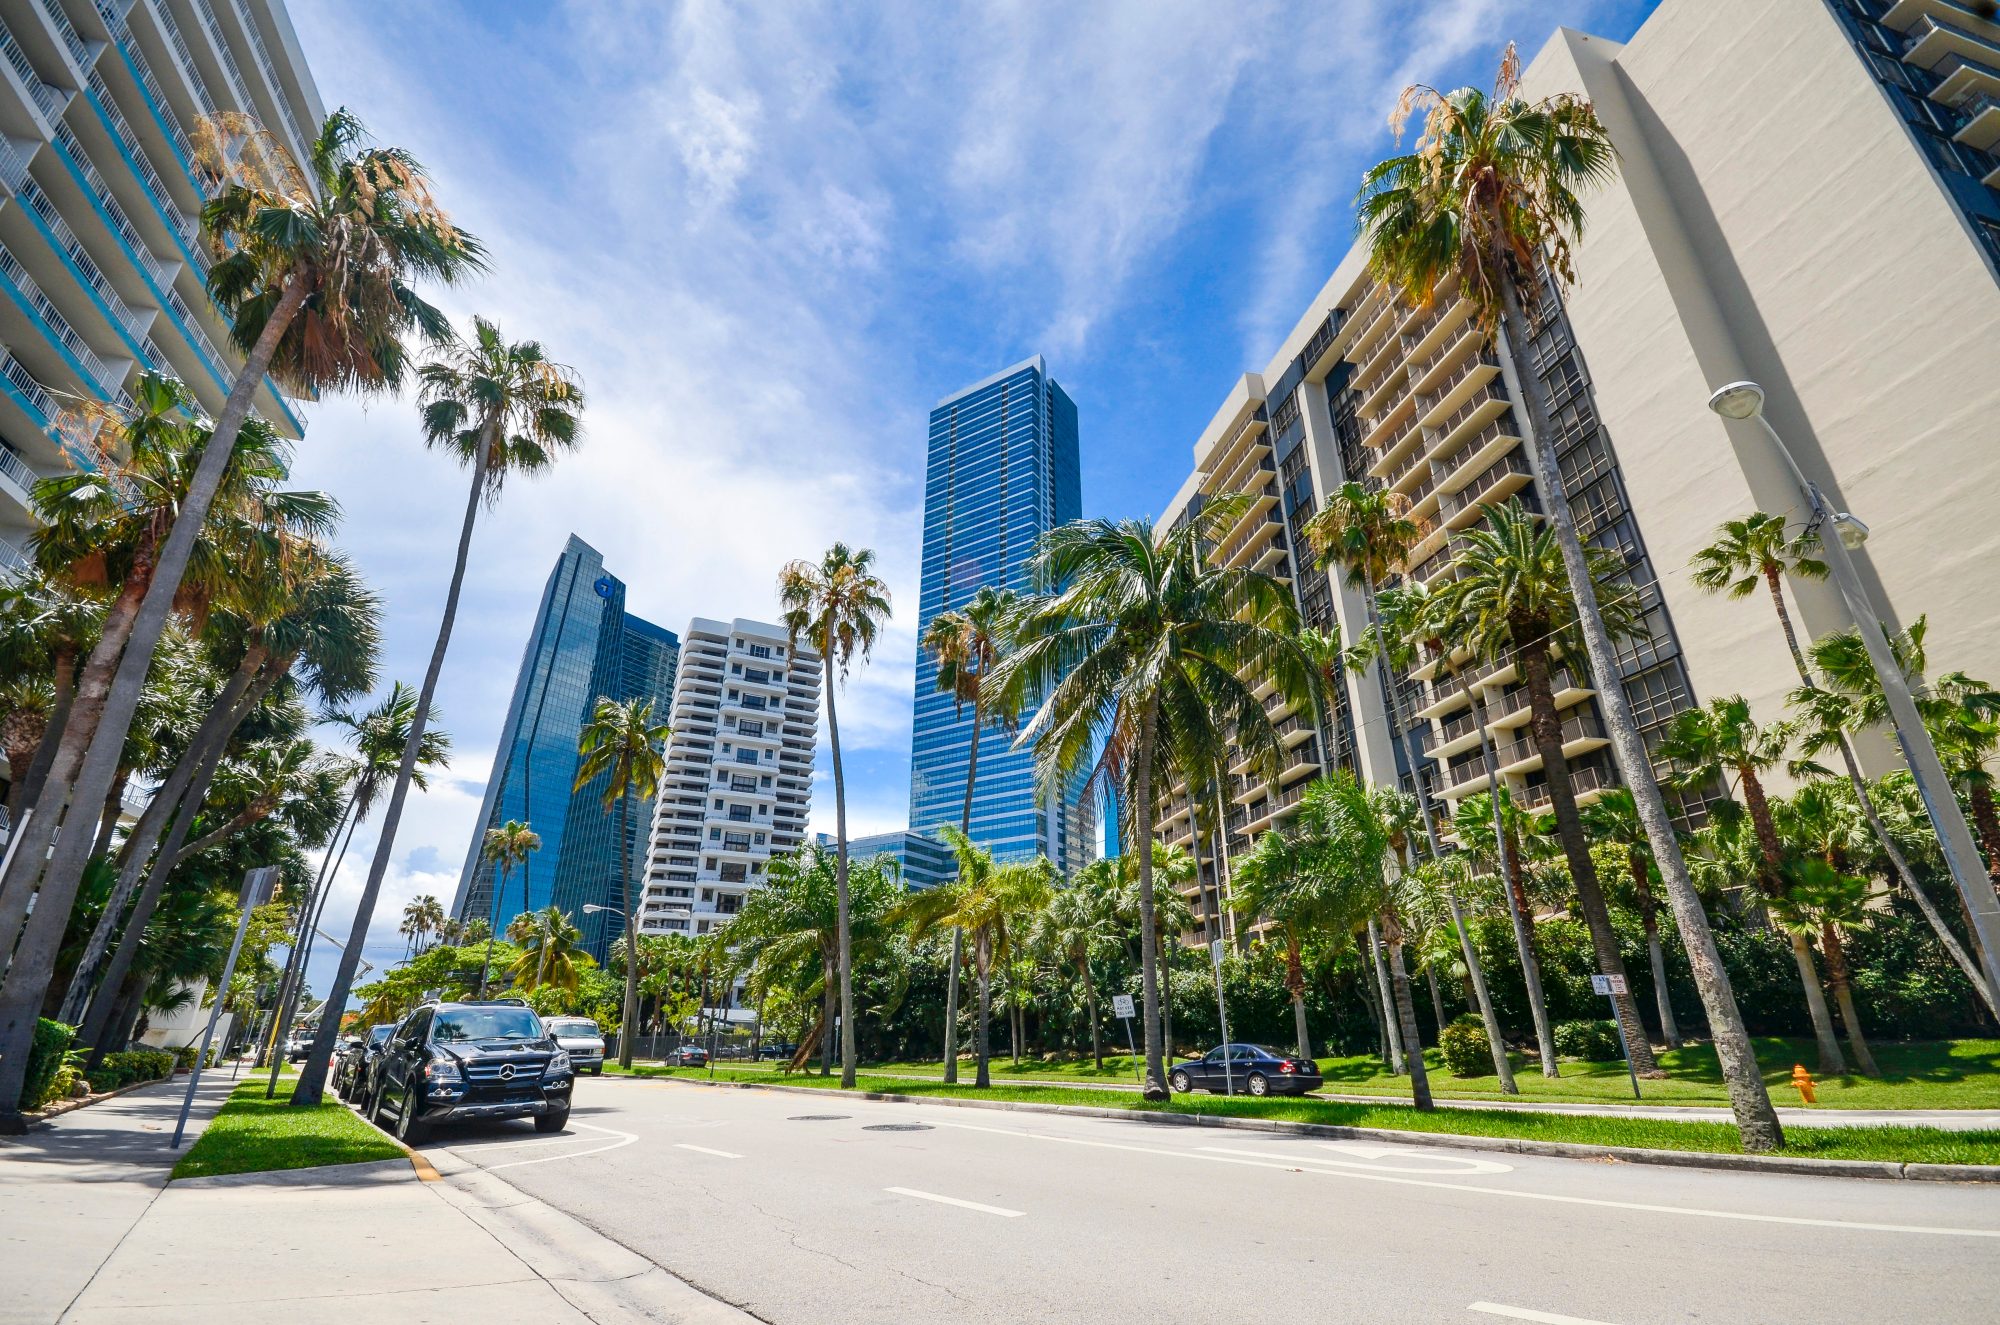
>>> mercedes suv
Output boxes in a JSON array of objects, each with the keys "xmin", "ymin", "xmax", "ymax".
[{"xmin": 367, "ymin": 999, "xmax": 574, "ymax": 1144}]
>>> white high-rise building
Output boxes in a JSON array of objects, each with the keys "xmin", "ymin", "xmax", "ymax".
[{"xmin": 640, "ymin": 618, "xmax": 820, "ymax": 937}]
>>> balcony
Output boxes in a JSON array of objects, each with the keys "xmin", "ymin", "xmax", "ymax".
[
  {"xmin": 1301, "ymin": 306, "xmax": 1343, "ymax": 378},
  {"xmin": 1902, "ymin": 13, "xmax": 2000, "ymax": 100},
  {"xmin": 0, "ymin": 533, "xmax": 27, "ymax": 572},
  {"xmin": 1440, "ymin": 751, "xmax": 1494, "ymax": 797},
  {"xmin": 1520, "ymin": 759, "xmax": 1616, "ymax": 810},
  {"xmin": 1486, "ymin": 665, "xmax": 1594, "ymax": 727},
  {"xmin": 1953, "ymin": 91, "xmax": 2000, "ymax": 151},
  {"xmin": 0, "ymin": 244, "xmax": 127, "ymax": 395},
  {"xmin": 1491, "ymin": 711, "xmax": 1609, "ymax": 775},
  {"xmin": 0, "ymin": 19, "xmax": 69, "ymax": 124},
  {"xmin": 1415, "ymin": 349, "xmax": 1503, "ymax": 427},
  {"xmin": 1440, "ymin": 449, "xmax": 1533, "ymax": 527}
]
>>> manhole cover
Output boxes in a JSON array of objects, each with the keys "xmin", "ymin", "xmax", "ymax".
[
  {"xmin": 788, "ymin": 1114, "xmax": 852, "ymax": 1121},
  {"xmin": 864, "ymin": 1123, "xmax": 933, "ymax": 1132}
]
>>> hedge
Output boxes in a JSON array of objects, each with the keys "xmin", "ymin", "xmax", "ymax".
[
  {"xmin": 85, "ymin": 1049, "xmax": 175, "ymax": 1095},
  {"xmin": 23, "ymin": 1019, "xmax": 74, "ymax": 1110}
]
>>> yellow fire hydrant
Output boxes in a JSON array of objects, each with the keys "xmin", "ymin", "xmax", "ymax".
[{"xmin": 1791, "ymin": 1064, "xmax": 1816, "ymax": 1105}]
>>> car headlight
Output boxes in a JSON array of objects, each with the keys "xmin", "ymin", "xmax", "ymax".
[
  {"xmin": 423, "ymin": 1059, "xmax": 462, "ymax": 1084},
  {"xmin": 549, "ymin": 1049, "xmax": 571, "ymax": 1074}
]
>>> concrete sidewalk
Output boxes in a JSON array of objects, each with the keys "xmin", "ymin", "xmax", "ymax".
[{"xmin": 0, "ymin": 1070, "xmax": 750, "ymax": 1323}]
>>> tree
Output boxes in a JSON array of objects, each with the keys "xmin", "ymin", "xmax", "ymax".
[
  {"xmin": 1581, "ymin": 789, "xmax": 1680, "ymax": 1047},
  {"xmin": 296, "ymin": 317, "xmax": 583, "ymax": 1106},
  {"xmin": 506, "ymin": 906, "xmax": 585, "ymax": 998},
  {"xmin": 1228, "ymin": 824, "xmax": 1327, "ymax": 1060},
  {"xmin": 918, "ymin": 584, "xmax": 1017, "ymax": 1083},
  {"xmin": 1360, "ymin": 45, "xmax": 1781, "ymax": 1149},
  {"xmin": 778, "ymin": 543, "xmax": 892, "ymax": 1089},
  {"xmin": 1430, "ymin": 500, "xmax": 1661, "ymax": 1076},
  {"xmin": 1039, "ymin": 867, "xmax": 1120, "ymax": 1069},
  {"xmin": 990, "ymin": 500, "xmax": 1321, "ymax": 1099},
  {"xmin": 477, "ymin": 823, "xmax": 542, "ymax": 998},
  {"xmin": 573, "ymin": 696, "xmax": 669, "ymax": 1069},
  {"xmin": 1660, "ymin": 695, "xmax": 1845, "ymax": 1074},
  {"xmin": 1776, "ymin": 783, "xmax": 1884, "ymax": 1076}
]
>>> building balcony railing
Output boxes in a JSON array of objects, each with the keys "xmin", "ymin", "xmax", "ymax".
[
  {"xmin": 1301, "ymin": 306, "xmax": 1342, "ymax": 372},
  {"xmin": 1440, "ymin": 449, "xmax": 1533, "ymax": 523},
  {"xmin": 38, "ymin": 0, "xmax": 89, "ymax": 66},
  {"xmin": 0, "ymin": 532, "xmax": 28, "ymax": 572},
  {"xmin": 1442, "ymin": 752, "xmax": 1492, "ymax": 792},
  {"xmin": 0, "ymin": 19, "xmax": 68, "ymax": 122},
  {"xmin": 1520, "ymin": 760, "xmax": 1616, "ymax": 810},
  {"xmin": 0, "ymin": 244, "xmax": 124, "ymax": 394},
  {"xmin": 1488, "ymin": 665, "xmax": 1591, "ymax": 721},
  {"xmin": 1427, "ymin": 380, "xmax": 1512, "ymax": 454},
  {"xmin": 16, "ymin": 178, "xmax": 155, "ymax": 342},
  {"xmin": 1, "ymin": 440, "xmax": 39, "ymax": 493},
  {"xmin": 1416, "ymin": 349, "xmax": 1502, "ymax": 420},
  {"xmin": 150, "ymin": 0, "xmax": 221, "ymax": 115},
  {"xmin": 1492, "ymin": 712, "xmax": 1607, "ymax": 772},
  {"xmin": 86, "ymin": 71, "xmax": 207, "ymax": 268}
]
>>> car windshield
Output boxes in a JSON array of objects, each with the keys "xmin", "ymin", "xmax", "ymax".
[
  {"xmin": 433, "ymin": 1007, "xmax": 543, "ymax": 1043},
  {"xmin": 548, "ymin": 1021, "xmax": 598, "ymax": 1037}
]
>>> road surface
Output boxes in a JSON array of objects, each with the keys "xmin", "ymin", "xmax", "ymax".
[{"xmin": 417, "ymin": 1075, "xmax": 2000, "ymax": 1324}]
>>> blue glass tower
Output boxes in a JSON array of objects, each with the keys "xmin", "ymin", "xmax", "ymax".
[
  {"xmin": 909, "ymin": 357, "xmax": 1087, "ymax": 868},
  {"xmin": 452, "ymin": 536, "xmax": 678, "ymax": 960}
]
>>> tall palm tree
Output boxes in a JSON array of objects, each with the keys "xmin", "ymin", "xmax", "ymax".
[
  {"xmin": 895, "ymin": 828, "xmax": 1053, "ymax": 1088},
  {"xmin": 573, "ymin": 696, "xmax": 669, "ymax": 1069},
  {"xmin": 1776, "ymin": 784, "xmax": 1883, "ymax": 1076},
  {"xmin": 1660, "ymin": 695, "xmax": 1845, "ymax": 1073},
  {"xmin": 506, "ymin": 906, "xmax": 584, "ymax": 998},
  {"xmin": 297, "ymin": 318, "xmax": 583, "ymax": 1105},
  {"xmin": 990, "ymin": 500, "xmax": 1320, "ymax": 1098},
  {"xmin": 1361, "ymin": 46, "xmax": 1781, "ymax": 1149},
  {"xmin": 0, "ymin": 572, "xmax": 99, "ymax": 820},
  {"xmin": 1581, "ymin": 789, "xmax": 1680, "ymax": 1047},
  {"xmin": 1040, "ymin": 868, "xmax": 1120, "ymax": 1068},
  {"xmin": 778, "ymin": 543, "xmax": 892, "ymax": 1089},
  {"xmin": 1228, "ymin": 823, "xmax": 1327, "ymax": 1060},
  {"xmin": 477, "ymin": 823, "xmax": 542, "ymax": 998},
  {"xmin": 1430, "ymin": 500, "xmax": 1660, "ymax": 1076},
  {"xmin": 918, "ymin": 584, "xmax": 1017, "ymax": 1083}
]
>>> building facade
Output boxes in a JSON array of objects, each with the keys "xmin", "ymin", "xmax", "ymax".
[
  {"xmin": 452, "ymin": 536, "xmax": 678, "ymax": 961},
  {"xmin": 1154, "ymin": 0, "xmax": 2000, "ymax": 937},
  {"xmin": 822, "ymin": 828, "xmax": 957, "ymax": 891},
  {"xmin": 641, "ymin": 618, "xmax": 819, "ymax": 938},
  {"xmin": 908, "ymin": 355, "xmax": 1090, "ymax": 871}
]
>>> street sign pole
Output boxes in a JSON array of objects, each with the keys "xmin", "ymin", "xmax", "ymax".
[
  {"xmin": 1111, "ymin": 994, "xmax": 1139, "ymax": 1082},
  {"xmin": 1592, "ymin": 973, "xmax": 1641, "ymax": 1100},
  {"xmin": 1211, "ymin": 939, "xmax": 1233, "ymax": 1097},
  {"xmin": 173, "ymin": 867, "xmax": 277, "ymax": 1148}
]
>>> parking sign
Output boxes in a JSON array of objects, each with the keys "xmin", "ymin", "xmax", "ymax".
[
  {"xmin": 1111, "ymin": 994, "xmax": 1136, "ymax": 1019},
  {"xmin": 1590, "ymin": 974, "xmax": 1628, "ymax": 996}
]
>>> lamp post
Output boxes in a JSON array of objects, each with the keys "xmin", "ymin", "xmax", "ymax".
[{"xmin": 1706, "ymin": 381, "xmax": 2000, "ymax": 1000}]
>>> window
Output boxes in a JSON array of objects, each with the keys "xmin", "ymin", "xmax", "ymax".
[
  {"xmin": 749, "ymin": 644, "xmax": 771, "ymax": 659},
  {"xmin": 708, "ymin": 828, "xmax": 720, "ymax": 841}
]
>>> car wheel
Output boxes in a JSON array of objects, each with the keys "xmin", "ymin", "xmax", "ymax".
[
  {"xmin": 1246, "ymin": 1072, "xmax": 1269, "ymax": 1097},
  {"xmin": 394, "ymin": 1087, "xmax": 429, "ymax": 1146},
  {"xmin": 535, "ymin": 1107, "xmax": 570, "ymax": 1134},
  {"xmin": 590, "ymin": 1065, "xmax": 602, "ymax": 1076},
  {"xmin": 1169, "ymin": 1069, "xmax": 1192, "ymax": 1094},
  {"xmin": 367, "ymin": 1083, "xmax": 389, "ymax": 1129}
]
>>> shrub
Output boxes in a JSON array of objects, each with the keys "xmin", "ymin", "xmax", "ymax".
[
  {"xmin": 1553, "ymin": 1019, "xmax": 1623, "ymax": 1062},
  {"xmin": 85, "ymin": 1068, "xmax": 122, "ymax": 1094},
  {"xmin": 1438, "ymin": 1014, "xmax": 1493, "ymax": 1077},
  {"xmin": 172, "ymin": 1045, "xmax": 200, "ymax": 1072},
  {"xmin": 97, "ymin": 1049, "xmax": 174, "ymax": 1089},
  {"xmin": 23, "ymin": 1019, "xmax": 76, "ymax": 1110}
]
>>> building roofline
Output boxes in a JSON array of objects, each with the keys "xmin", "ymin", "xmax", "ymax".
[{"xmin": 935, "ymin": 355, "xmax": 1049, "ymax": 409}]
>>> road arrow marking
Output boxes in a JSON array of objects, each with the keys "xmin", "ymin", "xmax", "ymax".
[{"xmin": 885, "ymin": 1186, "xmax": 1024, "ymax": 1218}]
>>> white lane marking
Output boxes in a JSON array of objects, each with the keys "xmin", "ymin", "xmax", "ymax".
[
  {"xmin": 477, "ymin": 1122, "xmax": 638, "ymax": 1172},
  {"xmin": 885, "ymin": 1186, "xmax": 1025, "ymax": 1218},
  {"xmin": 1470, "ymin": 1303, "xmax": 1619, "ymax": 1324},
  {"xmin": 675, "ymin": 1143, "xmax": 743, "ymax": 1159},
  {"xmin": 1194, "ymin": 1143, "xmax": 1513, "ymax": 1176},
  {"xmin": 932, "ymin": 1121, "xmax": 2000, "ymax": 1239}
]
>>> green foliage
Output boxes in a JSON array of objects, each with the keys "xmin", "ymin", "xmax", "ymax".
[
  {"xmin": 85, "ymin": 1049, "xmax": 175, "ymax": 1093},
  {"xmin": 1554, "ymin": 1019, "xmax": 1622, "ymax": 1062},
  {"xmin": 23, "ymin": 1019, "xmax": 75, "ymax": 1110},
  {"xmin": 172, "ymin": 1076, "xmax": 403, "ymax": 1180},
  {"xmin": 1439, "ymin": 1014, "xmax": 1493, "ymax": 1077}
]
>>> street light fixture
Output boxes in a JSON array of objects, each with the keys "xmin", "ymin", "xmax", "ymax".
[{"xmin": 1705, "ymin": 380, "xmax": 2000, "ymax": 999}]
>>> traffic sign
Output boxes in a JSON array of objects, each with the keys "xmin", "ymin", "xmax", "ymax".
[
  {"xmin": 1111, "ymin": 994, "xmax": 1136, "ymax": 1019},
  {"xmin": 1590, "ymin": 974, "xmax": 1627, "ymax": 996}
]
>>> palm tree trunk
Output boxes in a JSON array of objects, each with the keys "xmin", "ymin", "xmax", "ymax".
[
  {"xmin": 477, "ymin": 863, "xmax": 507, "ymax": 1000},
  {"xmin": 1820, "ymin": 921, "xmax": 1878, "ymax": 1078},
  {"xmin": 90, "ymin": 773, "xmax": 128, "ymax": 862},
  {"xmin": 1739, "ymin": 763, "xmax": 1846, "ymax": 1073},
  {"xmin": 262, "ymin": 799, "xmax": 361, "ymax": 1086},
  {"xmin": 822, "ymin": 616, "xmax": 857, "ymax": 1091},
  {"xmin": 1367, "ymin": 916, "xmax": 1403, "ymax": 1073},
  {"xmin": 8, "ymin": 648, "xmax": 73, "ymax": 821},
  {"xmin": 1444, "ymin": 887, "xmax": 1517, "ymax": 1091},
  {"xmin": 1132, "ymin": 696, "xmax": 1168, "ymax": 1099},
  {"xmin": 0, "ymin": 279, "xmax": 310, "ymax": 1116},
  {"xmin": 1424, "ymin": 964, "xmax": 1447, "ymax": 1036},
  {"xmin": 1497, "ymin": 274, "xmax": 1780, "ymax": 1150},
  {"xmin": 618, "ymin": 790, "xmax": 639, "ymax": 1070},
  {"xmin": 1632, "ymin": 859, "xmax": 1682, "ymax": 1048},
  {"xmin": 1969, "ymin": 782, "xmax": 2000, "ymax": 889},
  {"xmin": 820, "ymin": 952, "xmax": 834, "ymax": 1076},
  {"xmin": 942, "ymin": 697, "xmax": 982, "ymax": 1084},
  {"xmin": 1381, "ymin": 911, "xmax": 1431, "ymax": 1109},
  {"xmin": 974, "ymin": 935, "xmax": 993, "ymax": 1089},
  {"xmin": 291, "ymin": 415, "xmax": 491, "ymax": 1107},
  {"xmin": 1285, "ymin": 932, "xmax": 1311, "ymax": 1060},
  {"xmin": 1082, "ymin": 957, "xmax": 1102, "ymax": 1068},
  {"xmin": 1475, "ymin": 690, "xmax": 1558, "ymax": 1077},
  {"xmin": 1518, "ymin": 644, "xmax": 1659, "ymax": 1077}
]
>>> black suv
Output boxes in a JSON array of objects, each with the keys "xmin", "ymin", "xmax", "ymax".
[{"xmin": 367, "ymin": 999, "xmax": 573, "ymax": 1144}]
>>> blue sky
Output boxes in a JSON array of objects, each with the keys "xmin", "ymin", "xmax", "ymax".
[{"xmin": 283, "ymin": 0, "xmax": 1657, "ymax": 991}]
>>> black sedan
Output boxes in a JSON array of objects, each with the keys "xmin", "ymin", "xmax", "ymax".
[
  {"xmin": 1168, "ymin": 1044, "xmax": 1322, "ymax": 1097},
  {"xmin": 672, "ymin": 1043, "xmax": 709, "ymax": 1067}
]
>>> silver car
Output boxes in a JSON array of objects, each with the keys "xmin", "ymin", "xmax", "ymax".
[{"xmin": 544, "ymin": 1017, "xmax": 606, "ymax": 1075}]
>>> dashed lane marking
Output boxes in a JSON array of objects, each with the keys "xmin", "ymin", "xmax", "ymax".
[
  {"xmin": 1469, "ymin": 1303, "xmax": 1620, "ymax": 1324},
  {"xmin": 885, "ymin": 1187, "xmax": 1025, "ymax": 1218},
  {"xmin": 674, "ymin": 1143, "xmax": 743, "ymax": 1158}
]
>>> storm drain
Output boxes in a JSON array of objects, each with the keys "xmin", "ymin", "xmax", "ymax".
[
  {"xmin": 788, "ymin": 1114, "xmax": 852, "ymax": 1121},
  {"xmin": 863, "ymin": 1123, "xmax": 933, "ymax": 1132}
]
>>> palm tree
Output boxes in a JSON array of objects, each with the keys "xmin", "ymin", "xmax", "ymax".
[
  {"xmin": 918, "ymin": 584, "xmax": 1017, "ymax": 1083},
  {"xmin": 0, "ymin": 113, "xmax": 479, "ymax": 1099},
  {"xmin": 990, "ymin": 500, "xmax": 1321, "ymax": 1099},
  {"xmin": 573, "ymin": 696, "xmax": 669, "ymax": 1070},
  {"xmin": 895, "ymin": 828, "xmax": 1053, "ymax": 1088},
  {"xmin": 1659, "ymin": 695, "xmax": 1844, "ymax": 1073},
  {"xmin": 1361, "ymin": 45, "xmax": 1781, "ymax": 1149},
  {"xmin": 477, "ymin": 823, "xmax": 542, "ymax": 998},
  {"xmin": 778, "ymin": 543, "xmax": 892, "ymax": 1089},
  {"xmin": 296, "ymin": 318, "xmax": 583, "ymax": 1105},
  {"xmin": 1776, "ymin": 784, "xmax": 1883, "ymax": 1076},
  {"xmin": 1581, "ymin": 789, "xmax": 1680, "ymax": 1047},
  {"xmin": 505, "ymin": 906, "xmax": 585, "ymax": 998},
  {"xmin": 1040, "ymin": 868, "xmax": 1120, "ymax": 1068},
  {"xmin": 1430, "ymin": 500, "xmax": 1660, "ymax": 1077},
  {"xmin": 1228, "ymin": 824, "xmax": 1327, "ymax": 1060}
]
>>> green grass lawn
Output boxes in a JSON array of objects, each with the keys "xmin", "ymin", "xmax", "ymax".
[
  {"xmin": 605, "ymin": 1062, "xmax": 2000, "ymax": 1165},
  {"xmin": 854, "ymin": 1038, "xmax": 2000, "ymax": 1110},
  {"xmin": 171, "ymin": 1077, "xmax": 405, "ymax": 1180}
]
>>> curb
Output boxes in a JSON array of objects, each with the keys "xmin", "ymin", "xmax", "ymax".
[
  {"xmin": 172, "ymin": 1157, "xmax": 418, "ymax": 1189},
  {"xmin": 9, "ymin": 1074, "xmax": 178, "ymax": 1130},
  {"xmin": 620, "ymin": 1073, "xmax": 2000, "ymax": 1183}
]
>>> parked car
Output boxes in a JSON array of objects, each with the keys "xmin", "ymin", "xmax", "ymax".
[
  {"xmin": 367, "ymin": 999, "xmax": 574, "ymax": 1144},
  {"xmin": 757, "ymin": 1041, "xmax": 797, "ymax": 1061},
  {"xmin": 1167, "ymin": 1043, "xmax": 1322, "ymax": 1097},
  {"xmin": 286, "ymin": 1032, "xmax": 318, "ymax": 1064},
  {"xmin": 672, "ymin": 1043, "xmax": 709, "ymax": 1067},
  {"xmin": 335, "ymin": 1023, "xmax": 397, "ymax": 1103},
  {"xmin": 544, "ymin": 1018, "xmax": 606, "ymax": 1075}
]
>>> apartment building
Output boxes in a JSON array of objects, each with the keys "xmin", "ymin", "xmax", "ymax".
[
  {"xmin": 1154, "ymin": 0, "xmax": 2000, "ymax": 936},
  {"xmin": 640, "ymin": 618, "xmax": 820, "ymax": 937},
  {"xmin": 0, "ymin": 0, "xmax": 318, "ymax": 571}
]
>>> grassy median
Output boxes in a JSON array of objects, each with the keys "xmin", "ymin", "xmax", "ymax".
[
  {"xmin": 172, "ymin": 1076, "xmax": 405, "ymax": 1180},
  {"xmin": 605, "ymin": 1062, "xmax": 2000, "ymax": 1166}
]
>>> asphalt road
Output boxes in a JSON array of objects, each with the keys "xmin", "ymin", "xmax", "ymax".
[{"xmin": 419, "ymin": 1076, "xmax": 2000, "ymax": 1325}]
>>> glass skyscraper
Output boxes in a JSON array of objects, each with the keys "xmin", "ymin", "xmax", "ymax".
[
  {"xmin": 452, "ymin": 536, "xmax": 678, "ymax": 960},
  {"xmin": 908, "ymin": 356, "xmax": 1088, "ymax": 869}
]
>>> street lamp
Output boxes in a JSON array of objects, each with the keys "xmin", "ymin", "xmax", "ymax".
[{"xmin": 1705, "ymin": 381, "xmax": 2000, "ymax": 998}]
